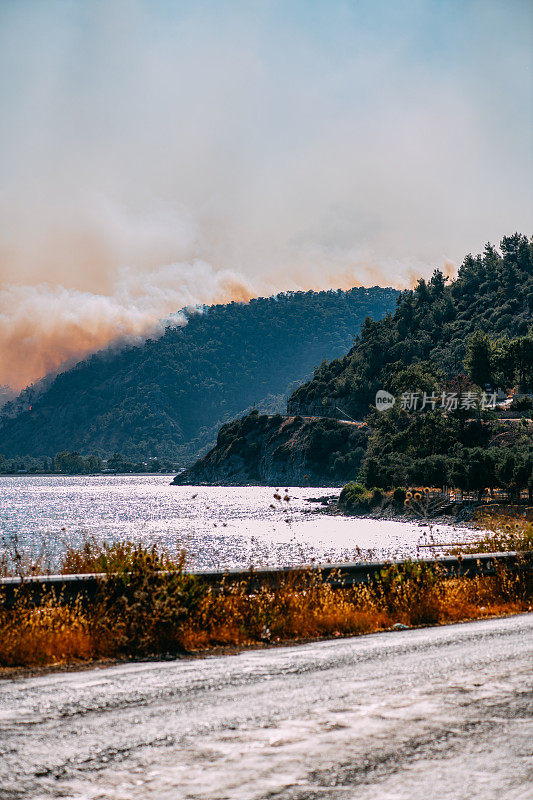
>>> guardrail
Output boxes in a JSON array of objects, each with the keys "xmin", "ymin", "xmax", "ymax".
[{"xmin": 1, "ymin": 552, "xmax": 530, "ymax": 608}]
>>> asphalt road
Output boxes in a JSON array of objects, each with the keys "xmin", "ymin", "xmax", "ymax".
[{"xmin": 1, "ymin": 615, "xmax": 532, "ymax": 800}]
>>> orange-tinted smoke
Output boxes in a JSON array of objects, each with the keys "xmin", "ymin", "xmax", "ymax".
[
  {"xmin": 1, "ymin": 257, "xmax": 451, "ymax": 393},
  {"xmin": 0, "ymin": 263, "xmax": 257, "ymax": 391}
]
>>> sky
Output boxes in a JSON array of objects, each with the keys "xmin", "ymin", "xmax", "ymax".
[{"xmin": 0, "ymin": 0, "xmax": 532, "ymax": 390}]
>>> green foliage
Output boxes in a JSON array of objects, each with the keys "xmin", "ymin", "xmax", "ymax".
[
  {"xmin": 371, "ymin": 487, "xmax": 384, "ymax": 504},
  {"xmin": 463, "ymin": 331, "xmax": 533, "ymax": 390},
  {"xmin": 386, "ymin": 362, "xmax": 442, "ymax": 396},
  {"xmin": 358, "ymin": 420, "xmax": 532, "ymax": 494},
  {"xmin": 465, "ymin": 331, "xmax": 493, "ymax": 387},
  {"xmin": 54, "ymin": 451, "xmax": 101, "ymax": 474},
  {"xmin": 510, "ymin": 395, "xmax": 533, "ymax": 412},
  {"xmin": 283, "ymin": 234, "xmax": 533, "ymax": 492},
  {"xmin": 0, "ymin": 450, "xmax": 176, "ymax": 475},
  {"xmin": 0, "ymin": 287, "xmax": 397, "ymax": 461},
  {"xmin": 339, "ymin": 482, "xmax": 375, "ymax": 510},
  {"xmin": 356, "ymin": 407, "xmax": 492, "ymax": 489},
  {"xmin": 393, "ymin": 486, "xmax": 407, "ymax": 503},
  {"xmin": 291, "ymin": 234, "xmax": 533, "ymax": 416}
]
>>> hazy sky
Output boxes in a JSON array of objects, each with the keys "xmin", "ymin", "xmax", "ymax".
[{"xmin": 0, "ymin": 0, "xmax": 532, "ymax": 388}]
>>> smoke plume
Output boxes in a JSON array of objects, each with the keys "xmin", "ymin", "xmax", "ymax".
[
  {"xmin": 1, "ymin": 1, "xmax": 531, "ymax": 391},
  {"xmin": 2, "ymin": 255, "xmax": 416, "ymax": 391},
  {"xmin": 0, "ymin": 263, "xmax": 256, "ymax": 390}
]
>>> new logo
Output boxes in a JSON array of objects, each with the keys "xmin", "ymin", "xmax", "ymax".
[{"xmin": 375, "ymin": 390, "xmax": 395, "ymax": 412}]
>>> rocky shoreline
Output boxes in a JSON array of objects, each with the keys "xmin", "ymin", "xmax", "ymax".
[
  {"xmin": 311, "ymin": 495, "xmax": 479, "ymax": 528},
  {"xmin": 173, "ymin": 412, "xmax": 367, "ymax": 488},
  {"xmin": 320, "ymin": 497, "xmax": 532, "ymax": 532}
]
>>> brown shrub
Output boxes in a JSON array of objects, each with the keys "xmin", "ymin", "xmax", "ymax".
[{"xmin": 0, "ymin": 542, "xmax": 530, "ymax": 668}]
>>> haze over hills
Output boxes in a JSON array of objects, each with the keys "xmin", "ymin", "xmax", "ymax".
[
  {"xmin": 0, "ymin": 386, "xmax": 16, "ymax": 410},
  {"xmin": 0, "ymin": 287, "xmax": 398, "ymax": 462},
  {"xmin": 2, "ymin": 1, "xmax": 531, "ymax": 396},
  {"xmin": 177, "ymin": 234, "xmax": 533, "ymax": 488}
]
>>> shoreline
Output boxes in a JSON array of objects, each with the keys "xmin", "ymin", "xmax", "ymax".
[
  {"xmin": 0, "ymin": 471, "xmax": 180, "ymax": 477},
  {"xmin": 322, "ymin": 497, "xmax": 533, "ymax": 528},
  {"xmin": 323, "ymin": 502, "xmax": 478, "ymax": 528}
]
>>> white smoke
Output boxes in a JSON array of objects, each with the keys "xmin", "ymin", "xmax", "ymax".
[
  {"xmin": 0, "ymin": 1, "xmax": 531, "ymax": 389},
  {"xmin": 0, "ymin": 261, "xmax": 256, "ymax": 390}
]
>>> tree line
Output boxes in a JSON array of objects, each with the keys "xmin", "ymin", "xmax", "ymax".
[{"xmin": 0, "ymin": 451, "xmax": 178, "ymax": 475}]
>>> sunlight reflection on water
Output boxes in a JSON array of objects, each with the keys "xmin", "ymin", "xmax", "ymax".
[{"xmin": 0, "ymin": 475, "xmax": 478, "ymax": 572}]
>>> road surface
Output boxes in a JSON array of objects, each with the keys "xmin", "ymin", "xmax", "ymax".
[{"xmin": 1, "ymin": 615, "xmax": 532, "ymax": 799}]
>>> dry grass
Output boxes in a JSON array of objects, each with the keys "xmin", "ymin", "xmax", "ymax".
[
  {"xmin": 454, "ymin": 511, "xmax": 533, "ymax": 554},
  {"xmin": 0, "ymin": 533, "xmax": 55, "ymax": 578},
  {"xmin": 1, "ymin": 540, "xmax": 530, "ymax": 668},
  {"xmin": 60, "ymin": 537, "xmax": 187, "ymax": 574},
  {"xmin": 0, "ymin": 595, "xmax": 100, "ymax": 667},
  {"xmin": 180, "ymin": 574, "xmax": 390, "ymax": 651}
]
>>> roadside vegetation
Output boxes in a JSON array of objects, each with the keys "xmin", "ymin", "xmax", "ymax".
[{"xmin": 1, "ymin": 538, "xmax": 530, "ymax": 669}]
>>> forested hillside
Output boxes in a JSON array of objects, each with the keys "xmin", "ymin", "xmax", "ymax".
[
  {"xmin": 291, "ymin": 233, "xmax": 533, "ymax": 418},
  {"xmin": 0, "ymin": 386, "xmax": 16, "ymax": 411},
  {"xmin": 178, "ymin": 234, "xmax": 533, "ymax": 489},
  {"xmin": 0, "ymin": 287, "xmax": 397, "ymax": 461}
]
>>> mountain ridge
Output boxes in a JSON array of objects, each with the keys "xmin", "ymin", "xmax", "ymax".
[
  {"xmin": 176, "ymin": 234, "xmax": 533, "ymax": 488},
  {"xmin": 0, "ymin": 286, "xmax": 398, "ymax": 461}
]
